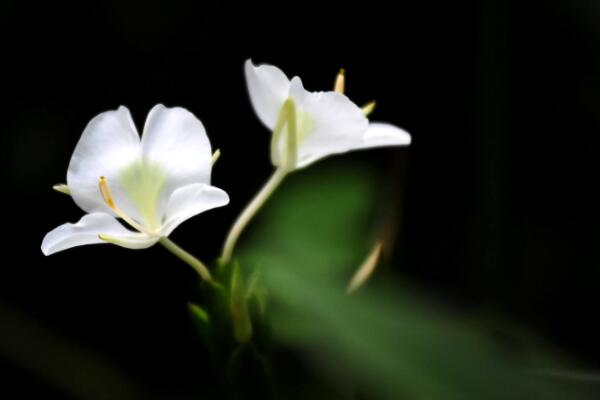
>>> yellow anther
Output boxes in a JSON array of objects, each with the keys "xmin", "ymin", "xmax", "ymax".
[
  {"xmin": 334, "ymin": 68, "xmax": 345, "ymax": 93},
  {"xmin": 99, "ymin": 176, "xmax": 116, "ymax": 209},
  {"xmin": 362, "ymin": 100, "xmax": 376, "ymax": 117}
]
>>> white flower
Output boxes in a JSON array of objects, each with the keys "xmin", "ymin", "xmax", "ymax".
[
  {"xmin": 42, "ymin": 104, "xmax": 229, "ymax": 256},
  {"xmin": 244, "ymin": 59, "xmax": 412, "ymax": 170}
]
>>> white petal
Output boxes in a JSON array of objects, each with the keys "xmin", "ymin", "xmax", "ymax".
[
  {"xmin": 161, "ymin": 183, "xmax": 229, "ymax": 236},
  {"xmin": 67, "ymin": 106, "xmax": 141, "ymax": 215},
  {"xmin": 361, "ymin": 122, "xmax": 411, "ymax": 148},
  {"xmin": 137, "ymin": 104, "xmax": 214, "ymax": 228},
  {"xmin": 244, "ymin": 59, "xmax": 291, "ymax": 129},
  {"xmin": 141, "ymin": 104, "xmax": 212, "ymax": 187},
  {"xmin": 41, "ymin": 213, "xmax": 157, "ymax": 256},
  {"xmin": 288, "ymin": 78, "xmax": 369, "ymax": 169}
]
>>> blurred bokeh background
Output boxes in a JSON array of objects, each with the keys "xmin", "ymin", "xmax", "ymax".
[{"xmin": 1, "ymin": 0, "xmax": 600, "ymax": 398}]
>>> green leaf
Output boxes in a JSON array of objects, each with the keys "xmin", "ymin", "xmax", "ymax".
[
  {"xmin": 226, "ymin": 344, "xmax": 274, "ymax": 400},
  {"xmin": 241, "ymin": 162, "xmax": 600, "ymax": 400}
]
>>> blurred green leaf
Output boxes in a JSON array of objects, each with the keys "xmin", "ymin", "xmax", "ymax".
[
  {"xmin": 188, "ymin": 302, "xmax": 210, "ymax": 323},
  {"xmin": 231, "ymin": 262, "xmax": 253, "ymax": 343},
  {"xmin": 188, "ymin": 302, "xmax": 211, "ymax": 341},
  {"xmin": 241, "ymin": 163, "xmax": 599, "ymax": 400},
  {"xmin": 226, "ymin": 343, "xmax": 274, "ymax": 400}
]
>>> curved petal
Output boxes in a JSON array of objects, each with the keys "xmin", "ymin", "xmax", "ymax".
[
  {"xmin": 41, "ymin": 213, "xmax": 157, "ymax": 256},
  {"xmin": 245, "ymin": 59, "xmax": 291, "ymax": 129},
  {"xmin": 361, "ymin": 122, "xmax": 411, "ymax": 148},
  {"xmin": 139, "ymin": 104, "xmax": 214, "ymax": 227},
  {"xmin": 67, "ymin": 106, "xmax": 141, "ymax": 215},
  {"xmin": 161, "ymin": 183, "xmax": 229, "ymax": 236},
  {"xmin": 288, "ymin": 77, "xmax": 369, "ymax": 169},
  {"xmin": 141, "ymin": 104, "xmax": 212, "ymax": 187}
]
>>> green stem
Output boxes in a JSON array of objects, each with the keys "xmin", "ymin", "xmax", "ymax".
[
  {"xmin": 221, "ymin": 167, "xmax": 288, "ymax": 265},
  {"xmin": 159, "ymin": 237, "xmax": 212, "ymax": 282},
  {"xmin": 220, "ymin": 99, "xmax": 299, "ymax": 265}
]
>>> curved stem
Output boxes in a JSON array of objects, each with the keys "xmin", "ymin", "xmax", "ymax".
[
  {"xmin": 221, "ymin": 167, "xmax": 288, "ymax": 264},
  {"xmin": 159, "ymin": 237, "xmax": 212, "ymax": 282}
]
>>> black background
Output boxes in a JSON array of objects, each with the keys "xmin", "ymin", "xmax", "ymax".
[{"xmin": 1, "ymin": 0, "xmax": 600, "ymax": 398}]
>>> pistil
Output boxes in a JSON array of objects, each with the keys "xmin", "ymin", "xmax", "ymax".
[{"xmin": 98, "ymin": 176, "xmax": 150, "ymax": 235}]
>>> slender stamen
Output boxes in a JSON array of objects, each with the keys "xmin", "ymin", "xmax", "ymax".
[
  {"xmin": 362, "ymin": 100, "xmax": 376, "ymax": 117},
  {"xmin": 211, "ymin": 149, "xmax": 221, "ymax": 165},
  {"xmin": 98, "ymin": 176, "xmax": 148, "ymax": 234},
  {"xmin": 347, "ymin": 242, "xmax": 382, "ymax": 294},
  {"xmin": 284, "ymin": 99, "xmax": 298, "ymax": 169},
  {"xmin": 334, "ymin": 68, "xmax": 345, "ymax": 93},
  {"xmin": 270, "ymin": 99, "xmax": 291, "ymax": 165}
]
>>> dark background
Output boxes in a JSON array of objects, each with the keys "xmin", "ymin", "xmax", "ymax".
[{"xmin": 1, "ymin": 0, "xmax": 600, "ymax": 398}]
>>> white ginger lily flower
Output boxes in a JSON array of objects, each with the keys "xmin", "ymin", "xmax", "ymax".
[
  {"xmin": 42, "ymin": 104, "xmax": 229, "ymax": 261},
  {"xmin": 220, "ymin": 61, "xmax": 411, "ymax": 264},
  {"xmin": 244, "ymin": 59, "xmax": 412, "ymax": 170}
]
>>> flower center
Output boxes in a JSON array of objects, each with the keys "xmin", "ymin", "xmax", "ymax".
[
  {"xmin": 272, "ymin": 101, "xmax": 315, "ymax": 168},
  {"xmin": 118, "ymin": 160, "xmax": 167, "ymax": 233},
  {"xmin": 99, "ymin": 176, "xmax": 149, "ymax": 234}
]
